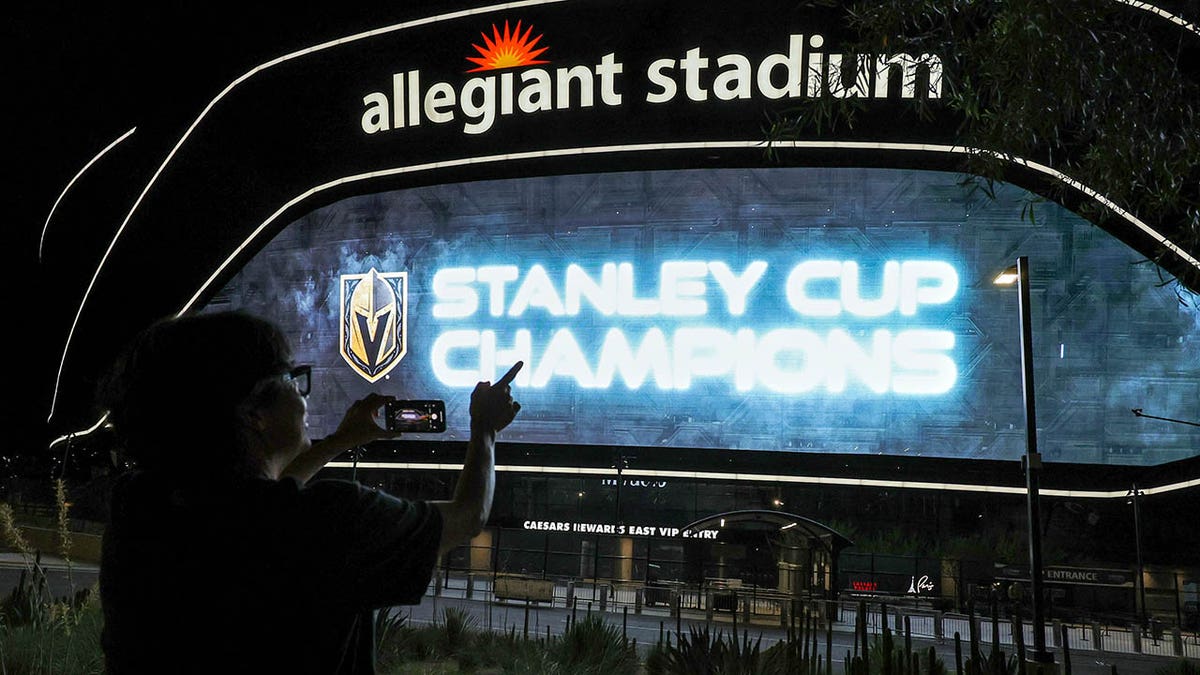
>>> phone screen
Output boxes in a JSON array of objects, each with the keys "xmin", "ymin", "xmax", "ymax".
[{"xmin": 385, "ymin": 400, "xmax": 446, "ymax": 433}]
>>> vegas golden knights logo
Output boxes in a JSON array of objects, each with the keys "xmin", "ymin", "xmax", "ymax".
[{"xmin": 340, "ymin": 268, "xmax": 407, "ymax": 382}]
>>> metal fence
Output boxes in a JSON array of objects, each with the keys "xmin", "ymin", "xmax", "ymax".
[{"xmin": 427, "ymin": 569, "xmax": 1200, "ymax": 660}]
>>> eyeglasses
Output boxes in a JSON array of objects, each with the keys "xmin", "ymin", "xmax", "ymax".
[{"xmin": 282, "ymin": 364, "xmax": 312, "ymax": 397}]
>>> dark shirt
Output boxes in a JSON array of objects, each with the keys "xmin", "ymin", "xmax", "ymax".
[{"xmin": 100, "ymin": 471, "xmax": 443, "ymax": 674}]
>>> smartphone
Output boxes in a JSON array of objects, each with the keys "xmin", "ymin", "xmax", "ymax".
[{"xmin": 384, "ymin": 400, "xmax": 447, "ymax": 433}]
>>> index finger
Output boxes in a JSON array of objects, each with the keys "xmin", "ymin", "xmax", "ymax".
[{"xmin": 496, "ymin": 361, "xmax": 524, "ymax": 386}]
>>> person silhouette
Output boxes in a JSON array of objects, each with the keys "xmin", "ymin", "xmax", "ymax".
[{"xmin": 97, "ymin": 311, "xmax": 521, "ymax": 674}]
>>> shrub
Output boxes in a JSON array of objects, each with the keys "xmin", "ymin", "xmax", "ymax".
[
  {"xmin": 434, "ymin": 606, "xmax": 477, "ymax": 656},
  {"xmin": 646, "ymin": 625, "xmax": 770, "ymax": 675},
  {"xmin": 552, "ymin": 613, "xmax": 637, "ymax": 674}
]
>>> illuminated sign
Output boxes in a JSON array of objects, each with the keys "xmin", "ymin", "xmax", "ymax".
[
  {"xmin": 907, "ymin": 575, "xmax": 936, "ymax": 595},
  {"xmin": 361, "ymin": 25, "xmax": 942, "ymax": 136},
  {"xmin": 340, "ymin": 269, "xmax": 408, "ymax": 382},
  {"xmin": 600, "ymin": 479, "xmax": 668, "ymax": 488},
  {"xmin": 215, "ymin": 166, "xmax": 1200, "ymax": 462},
  {"xmin": 998, "ymin": 564, "xmax": 1134, "ymax": 587},
  {"xmin": 522, "ymin": 519, "xmax": 719, "ymax": 539},
  {"xmin": 851, "ymin": 581, "xmax": 879, "ymax": 592},
  {"xmin": 428, "ymin": 260, "xmax": 958, "ymax": 395},
  {"xmin": 467, "ymin": 21, "xmax": 550, "ymax": 73}
]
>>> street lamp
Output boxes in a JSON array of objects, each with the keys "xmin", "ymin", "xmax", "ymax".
[
  {"xmin": 994, "ymin": 256, "xmax": 1055, "ymax": 668},
  {"xmin": 1127, "ymin": 484, "xmax": 1146, "ymax": 630}
]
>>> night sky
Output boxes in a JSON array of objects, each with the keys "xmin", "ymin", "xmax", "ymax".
[{"xmin": 11, "ymin": 3, "xmax": 490, "ymax": 456}]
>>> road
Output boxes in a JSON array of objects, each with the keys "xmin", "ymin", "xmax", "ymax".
[{"xmin": 0, "ymin": 556, "xmax": 98, "ymax": 600}]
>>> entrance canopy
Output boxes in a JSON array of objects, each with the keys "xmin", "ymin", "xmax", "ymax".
[{"xmin": 683, "ymin": 509, "xmax": 854, "ymax": 555}]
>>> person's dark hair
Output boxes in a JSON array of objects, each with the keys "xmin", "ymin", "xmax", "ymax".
[{"xmin": 99, "ymin": 311, "xmax": 294, "ymax": 479}]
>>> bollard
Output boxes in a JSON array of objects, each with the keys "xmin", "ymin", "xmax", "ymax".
[
  {"xmin": 954, "ymin": 632, "xmax": 963, "ymax": 675},
  {"xmin": 935, "ymin": 611, "xmax": 944, "ymax": 643},
  {"xmin": 742, "ymin": 593, "xmax": 751, "ymax": 624},
  {"xmin": 566, "ymin": 581, "xmax": 575, "ymax": 608},
  {"xmin": 676, "ymin": 597, "xmax": 683, "ymax": 642},
  {"xmin": 466, "ymin": 573, "xmax": 475, "ymax": 600},
  {"xmin": 635, "ymin": 587, "xmax": 643, "ymax": 615},
  {"xmin": 1052, "ymin": 620, "xmax": 1063, "ymax": 648},
  {"xmin": 706, "ymin": 591, "xmax": 714, "ymax": 623},
  {"xmin": 599, "ymin": 584, "xmax": 608, "ymax": 612},
  {"xmin": 1092, "ymin": 623, "xmax": 1103, "ymax": 652},
  {"xmin": 671, "ymin": 591, "xmax": 681, "ymax": 619},
  {"xmin": 1062, "ymin": 624, "xmax": 1073, "ymax": 675},
  {"xmin": 904, "ymin": 615, "xmax": 912, "ymax": 660},
  {"xmin": 1172, "ymin": 627, "xmax": 1184, "ymax": 657}
]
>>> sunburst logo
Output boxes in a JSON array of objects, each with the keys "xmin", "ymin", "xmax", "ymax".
[{"xmin": 466, "ymin": 20, "xmax": 550, "ymax": 72}]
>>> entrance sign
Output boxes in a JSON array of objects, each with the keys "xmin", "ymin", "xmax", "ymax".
[
  {"xmin": 997, "ymin": 564, "xmax": 1135, "ymax": 587},
  {"xmin": 522, "ymin": 520, "xmax": 719, "ymax": 539}
]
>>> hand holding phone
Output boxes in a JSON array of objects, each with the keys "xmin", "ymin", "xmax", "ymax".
[{"xmin": 384, "ymin": 400, "xmax": 447, "ymax": 433}]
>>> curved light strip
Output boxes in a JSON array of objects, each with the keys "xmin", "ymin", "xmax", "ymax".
[
  {"xmin": 48, "ymin": 0, "xmax": 569, "ymax": 421},
  {"xmin": 326, "ymin": 461, "xmax": 1200, "ymax": 498},
  {"xmin": 47, "ymin": 412, "xmax": 110, "ymax": 451},
  {"xmin": 179, "ymin": 139, "xmax": 1200, "ymax": 314},
  {"xmin": 39, "ymin": 127, "xmax": 137, "ymax": 262},
  {"xmin": 1117, "ymin": 0, "xmax": 1200, "ymax": 35}
]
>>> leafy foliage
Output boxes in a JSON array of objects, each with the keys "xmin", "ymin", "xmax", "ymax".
[
  {"xmin": 645, "ymin": 625, "xmax": 772, "ymax": 674},
  {"xmin": 770, "ymin": 0, "xmax": 1200, "ymax": 296},
  {"xmin": 553, "ymin": 613, "xmax": 638, "ymax": 673},
  {"xmin": 0, "ymin": 598, "xmax": 104, "ymax": 675},
  {"xmin": 374, "ymin": 605, "xmax": 408, "ymax": 653},
  {"xmin": 378, "ymin": 607, "xmax": 638, "ymax": 674},
  {"xmin": 434, "ymin": 606, "xmax": 477, "ymax": 656},
  {"xmin": 0, "ymin": 485, "xmax": 104, "ymax": 673}
]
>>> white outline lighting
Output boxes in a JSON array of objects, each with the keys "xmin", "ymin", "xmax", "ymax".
[
  {"xmin": 325, "ymin": 461, "xmax": 1200, "ymax": 498},
  {"xmin": 1117, "ymin": 0, "xmax": 1200, "ymax": 35},
  {"xmin": 40, "ymin": 127, "xmax": 136, "ymax": 262}
]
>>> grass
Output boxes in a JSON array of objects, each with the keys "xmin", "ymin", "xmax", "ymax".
[{"xmin": 0, "ymin": 594, "xmax": 104, "ymax": 675}]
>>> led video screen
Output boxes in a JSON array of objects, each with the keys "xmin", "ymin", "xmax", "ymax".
[{"xmin": 207, "ymin": 167, "xmax": 1199, "ymax": 465}]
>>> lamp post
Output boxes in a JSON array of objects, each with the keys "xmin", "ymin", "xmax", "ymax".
[
  {"xmin": 1128, "ymin": 484, "xmax": 1146, "ymax": 630},
  {"xmin": 995, "ymin": 256, "xmax": 1054, "ymax": 668}
]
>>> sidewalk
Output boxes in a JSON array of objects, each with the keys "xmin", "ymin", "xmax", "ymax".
[{"xmin": 0, "ymin": 550, "xmax": 99, "ymax": 572}]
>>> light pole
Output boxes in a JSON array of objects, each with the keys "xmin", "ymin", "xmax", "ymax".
[
  {"xmin": 1128, "ymin": 484, "xmax": 1146, "ymax": 630},
  {"xmin": 995, "ymin": 256, "xmax": 1055, "ymax": 668}
]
